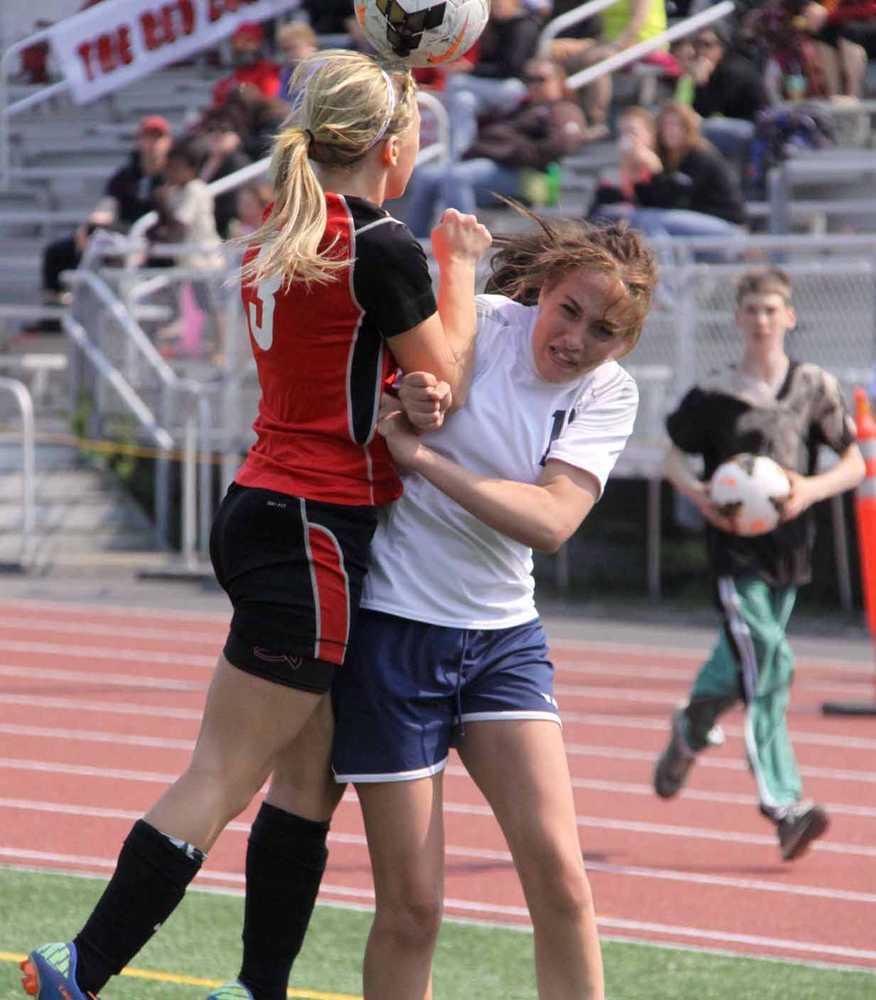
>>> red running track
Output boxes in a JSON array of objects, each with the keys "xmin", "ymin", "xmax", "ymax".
[{"xmin": 0, "ymin": 598, "xmax": 874, "ymax": 973}]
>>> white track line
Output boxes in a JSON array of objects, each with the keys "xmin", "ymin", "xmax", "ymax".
[
  {"xmin": 3, "ymin": 682, "xmax": 874, "ymax": 754},
  {"xmin": 0, "ymin": 664, "xmax": 206, "ymax": 691},
  {"xmin": 1, "ymin": 638, "xmax": 868, "ymax": 693},
  {"xmin": 0, "ymin": 693, "xmax": 202, "ymax": 719},
  {"xmin": 549, "ymin": 636, "xmax": 873, "ymax": 669},
  {"xmin": 1, "ymin": 599, "xmax": 869, "ymax": 671},
  {"xmin": 3, "ymin": 723, "xmax": 875, "ymax": 819},
  {"xmin": 2, "ymin": 802, "xmax": 874, "ymax": 904},
  {"xmin": 3, "ymin": 646, "xmax": 867, "ymax": 697},
  {"xmin": 563, "ymin": 740, "xmax": 876, "ymax": 786},
  {"xmin": 1, "ymin": 848, "xmax": 875, "ymax": 966},
  {"xmin": 0, "ymin": 640, "xmax": 214, "ymax": 667},
  {"xmin": 0, "ymin": 617, "xmax": 223, "ymax": 643},
  {"xmin": 0, "ymin": 766, "xmax": 872, "ymax": 860},
  {"xmin": 0, "ymin": 599, "xmax": 228, "ymax": 624},
  {"xmin": 561, "ymin": 711, "xmax": 876, "ymax": 752}
]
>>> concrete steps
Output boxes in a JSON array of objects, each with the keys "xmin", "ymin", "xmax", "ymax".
[{"xmin": 0, "ymin": 438, "xmax": 159, "ymax": 572}]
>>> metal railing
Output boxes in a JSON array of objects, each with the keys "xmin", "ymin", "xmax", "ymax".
[
  {"xmin": 538, "ymin": 0, "xmax": 627, "ymax": 55},
  {"xmin": 62, "ymin": 250, "xmax": 226, "ymax": 561},
  {"xmin": 565, "ymin": 1, "xmax": 736, "ymax": 93},
  {"xmin": 0, "ymin": 375, "xmax": 35, "ymax": 569}
]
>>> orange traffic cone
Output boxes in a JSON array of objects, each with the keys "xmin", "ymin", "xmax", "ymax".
[{"xmin": 823, "ymin": 387, "xmax": 876, "ymax": 715}]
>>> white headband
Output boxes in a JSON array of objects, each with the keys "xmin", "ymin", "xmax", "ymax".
[{"xmin": 368, "ymin": 69, "xmax": 398, "ymax": 148}]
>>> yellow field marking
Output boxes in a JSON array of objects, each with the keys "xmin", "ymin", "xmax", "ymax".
[{"xmin": 1, "ymin": 952, "xmax": 361, "ymax": 999}]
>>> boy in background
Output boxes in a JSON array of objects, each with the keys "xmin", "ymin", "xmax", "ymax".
[{"xmin": 654, "ymin": 267, "xmax": 864, "ymax": 860}]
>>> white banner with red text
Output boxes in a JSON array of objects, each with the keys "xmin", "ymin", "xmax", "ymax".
[{"xmin": 48, "ymin": 0, "xmax": 301, "ymax": 105}]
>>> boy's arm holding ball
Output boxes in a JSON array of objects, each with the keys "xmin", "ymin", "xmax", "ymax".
[
  {"xmin": 664, "ymin": 444, "xmax": 738, "ymax": 534},
  {"xmin": 781, "ymin": 444, "xmax": 865, "ymax": 522}
]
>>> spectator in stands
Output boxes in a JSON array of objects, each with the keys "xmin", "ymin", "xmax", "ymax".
[
  {"xmin": 148, "ymin": 137, "xmax": 223, "ymax": 358},
  {"xmin": 811, "ymin": 1, "xmax": 872, "ymax": 98},
  {"xmin": 277, "ymin": 21, "xmax": 319, "ymax": 99},
  {"xmin": 227, "ymin": 179, "xmax": 274, "ymax": 239},
  {"xmin": 301, "ymin": 0, "xmax": 350, "ymax": 34},
  {"xmin": 24, "ymin": 115, "xmax": 171, "ymax": 334},
  {"xmin": 552, "ymin": 0, "xmax": 669, "ymax": 134},
  {"xmin": 445, "ymin": 0, "xmax": 542, "ymax": 154},
  {"xmin": 548, "ymin": 0, "xmax": 605, "ymax": 76},
  {"xmin": 212, "ymin": 22, "xmax": 281, "ymax": 107},
  {"xmin": 671, "ymin": 22, "xmax": 769, "ymax": 169},
  {"xmin": 100, "ymin": 115, "xmax": 173, "ymax": 227},
  {"xmin": 596, "ymin": 102, "xmax": 747, "ymax": 239},
  {"xmin": 196, "ymin": 110, "xmax": 253, "ymax": 239},
  {"xmin": 588, "ymin": 105, "xmax": 663, "ymax": 217},
  {"xmin": 403, "ymin": 57, "xmax": 588, "ymax": 236}
]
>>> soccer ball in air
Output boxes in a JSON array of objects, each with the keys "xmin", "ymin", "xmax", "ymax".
[
  {"xmin": 356, "ymin": 0, "xmax": 490, "ymax": 68},
  {"xmin": 709, "ymin": 454, "xmax": 791, "ymax": 536}
]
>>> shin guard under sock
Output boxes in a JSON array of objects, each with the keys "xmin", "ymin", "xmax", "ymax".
[
  {"xmin": 73, "ymin": 819, "xmax": 204, "ymax": 994},
  {"xmin": 239, "ymin": 803, "xmax": 329, "ymax": 1000}
]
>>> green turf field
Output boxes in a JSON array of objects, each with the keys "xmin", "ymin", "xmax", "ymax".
[{"xmin": 1, "ymin": 868, "xmax": 872, "ymax": 1000}]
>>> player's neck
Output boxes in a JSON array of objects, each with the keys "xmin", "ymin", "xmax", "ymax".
[
  {"xmin": 740, "ymin": 347, "xmax": 789, "ymax": 387},
  {"xmin": 315, "ymin": 165, "xmax": 387, "ymax": 207}
]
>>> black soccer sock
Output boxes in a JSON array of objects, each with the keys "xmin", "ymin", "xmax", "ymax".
[
  {"xmin": 239, "ymin": 803, "xmax": 329, "ymax": 1000},
  {"xmin": 72, "ymin": 820, "xmax": 204, "ymax": 995}
]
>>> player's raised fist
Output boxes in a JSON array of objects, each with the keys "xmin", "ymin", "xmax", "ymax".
[{"xmin": 431, "ymin": 208, "xmax": 492, "ymax": 267}]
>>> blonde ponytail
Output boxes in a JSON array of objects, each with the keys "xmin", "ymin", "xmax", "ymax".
[{"xmin": 239, "ymin": 50, "xmax": 417, "ymax": 289}]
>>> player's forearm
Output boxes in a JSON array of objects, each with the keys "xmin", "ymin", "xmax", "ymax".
[
  {"xmin": 436, "ymin": 257, "xmax": 478, "ymax": 408},
  {"xmin": 809, "ymin": 444, "xmax": 865, "ymax": 502},
  {"xmin": 408, "ymin": 444, "xmax": 583, "ymax": 553},
  {"xmin": 664, "ymin": 446, "xmax": 703, "ymax": 500}
]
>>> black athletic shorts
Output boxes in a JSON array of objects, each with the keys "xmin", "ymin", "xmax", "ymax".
[{"xmin": 209, "ymin": 483, "xmax": 378, "ymax": 693}]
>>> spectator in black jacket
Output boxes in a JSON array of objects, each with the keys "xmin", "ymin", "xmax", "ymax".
[
  {"xmin": 596, "ymin": 102, "xmax": 747, "ymax": 240},
  {"xmin": 673, "ymin": 23, "xmax": 769, "ymax": 165},
  {"xmin": 403, "ymin": 58, "xmax": 588, "ymax": 236},
  {"xmin": 25, "ymin": 115, "xmax": 171, "ymax": 333},
  {"xmin": 300, "ymin": 0, "xmax": 350, "ymax": 34}
]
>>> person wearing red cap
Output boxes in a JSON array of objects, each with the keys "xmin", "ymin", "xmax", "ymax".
[
  {"xmin": 212, "ymin": 22, "xmax": 282, "ymax": 107},
  {"xmin": 24, "ymin": 115, "xmax": 171, "ymax": 335}
]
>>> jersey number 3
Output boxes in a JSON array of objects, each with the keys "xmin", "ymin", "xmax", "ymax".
[{"xmin": 242, "ymin": 244, "xmax": 282, "ymax": 351}]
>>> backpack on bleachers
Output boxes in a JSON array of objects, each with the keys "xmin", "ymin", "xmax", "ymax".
[{"xmin": 746, "ymin": 105, "xmax": 835, "ymax": 197}]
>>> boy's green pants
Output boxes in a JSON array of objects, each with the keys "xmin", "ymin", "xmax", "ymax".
[{"xmin": 681, "ymin": 575, "xmax": 802, "ymax": 812}]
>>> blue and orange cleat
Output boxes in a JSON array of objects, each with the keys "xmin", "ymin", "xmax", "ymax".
[
  {"xmin": 205, "ymin": 983, "xmax": 254, "ymax": 1000},
  {"xmin": 20, "ymin": 943, "xmax": 99, "ymax": 1000}
]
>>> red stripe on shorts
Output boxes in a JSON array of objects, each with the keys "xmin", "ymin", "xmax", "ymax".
[{"xmin": 306, "ymin": 523, "xmax": 351, "ymax": 664}]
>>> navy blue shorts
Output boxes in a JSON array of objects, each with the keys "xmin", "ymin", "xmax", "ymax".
[{"xmin": 332, "ymin": 610, "xmax": 560, "ymax": 783}]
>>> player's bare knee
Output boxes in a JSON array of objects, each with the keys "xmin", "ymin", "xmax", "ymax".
[
  {"xmin": 375, "ymin": 892, "xmax": 443, "ymax": 949},
  {"xmin": 523, "ymin": 850, "xmax": 594, "ymax": 923}
]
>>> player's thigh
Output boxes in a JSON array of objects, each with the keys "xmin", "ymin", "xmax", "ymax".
[
  {"xmin": 358, "ymin": 776, "xmax": 446, "ymax": 908},
  {"xmin": 267, "ymin": 696, "xmax": 343, "ymax": 821},
  {"xmin": 457, "ymin": 720, "xmax": 585, "ymax": 885},
  {"xmin": 190, "ymin": 653, "xmax": 324, "ymax": 790}
]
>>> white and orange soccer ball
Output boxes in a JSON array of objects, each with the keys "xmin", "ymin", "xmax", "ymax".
[
  {"xmin": 709, "ymin": 454, "xmax": 791, "ymax": 536},
  {"xmin": 356, "ymin": 0, "xmax": 490, "ymax": 68}
]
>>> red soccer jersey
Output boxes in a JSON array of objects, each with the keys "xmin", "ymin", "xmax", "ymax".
[{"xmin": 236, "ymin": 193, "xmax": 437, "ymax": 507}]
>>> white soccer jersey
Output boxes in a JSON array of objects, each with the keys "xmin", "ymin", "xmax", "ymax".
[{"xmin": 362, "ymin": 294, "xmax": 639, "ymax": 629}]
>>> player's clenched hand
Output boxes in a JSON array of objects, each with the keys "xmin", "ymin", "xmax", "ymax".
[
  {"xmin": 431, "ymin": 208, "xmax": 492, "ymax": 267},
  {"xmin": 398, "ymin": 371, "xmax": 452, "ymax": 432},
  {"xmin": 378, "ymin": 392, "xmax": 424, "ymax": 469}
]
